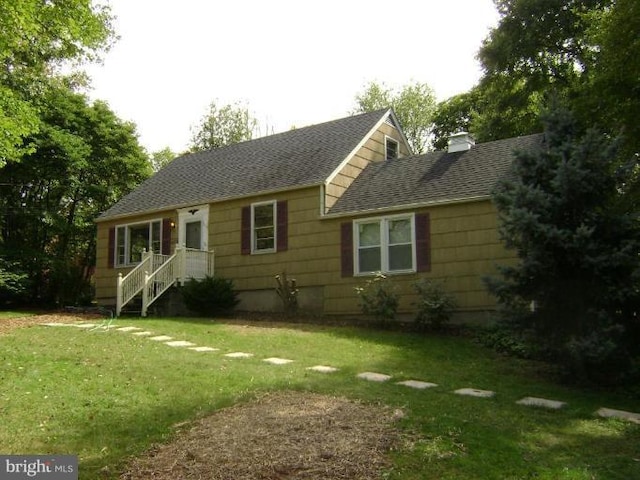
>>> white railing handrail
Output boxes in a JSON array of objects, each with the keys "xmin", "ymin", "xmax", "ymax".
[
  {"xmin": 116, "ymin": 249, "xmax": 171, "ymax": 317},
  {"xmin": 142, "ymin": 252, "xmax": 181, "ymax": 316}
]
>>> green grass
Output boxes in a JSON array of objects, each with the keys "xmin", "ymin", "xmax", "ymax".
[{"xmin": 1, "ymin": 315, "xmax": 639, "ymax": 479}]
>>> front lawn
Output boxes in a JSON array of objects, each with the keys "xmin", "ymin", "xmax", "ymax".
[{"xmin": 1, "ymin": 315, "xmax": 638, "ymax": 479}]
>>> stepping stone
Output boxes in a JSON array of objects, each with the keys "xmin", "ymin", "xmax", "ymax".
[
  {"xmin": 165, "ymin": 340, "xmax": 196, "ymax": 347},
  {"xmin": 224, "ymin": 352, "xmax": 253, "ymax": 358},
  {"xmin": 73, "ymin": 323, "xmax": 98, "ymax": 328},
  {"xmin": 41, "ymin": 323, "xmax": 74, "ymax": 327},
  {"xmin": 116, "ymin": 326, "xmax": 143, "ymax": 332},
  {"xmin": 596, "ymin": 407, "xmax": 640, "ymax": 424},
  {"xmin": 189, "ymin": 346, "xmax": 219, "ymax": 352},
  {"xmin": 149, "ymin": 335, "xmax": 173, "ymax": 341},
  {"xmin": 263, "ymin": 357, "xmax": 293, "ymax": 365},
  {"xmin": 132, "ymin": 331, "xmax": 154, "ymax": 336},
  {"xmin": 454, "ymin": 388, "xmax": 495, "ymax": 398},
  {"xmin": 516, "ymin": 397, "xmax": 566, "ymax": 410},
  {"xmin": 357, "ymin": 372, "xmax": 392, "ymax": 382},
  {"xmin": 397, "ymin": 380, "xmax": 438, "ymax": 389},
  {"xmin": 307, "ymin": 365, "xmax": 339, "ymax": 373}
]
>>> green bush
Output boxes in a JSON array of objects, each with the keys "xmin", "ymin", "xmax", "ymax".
[
  {"xmin": 181, "ymin": 275, "xmax": 239, "ymax": 317},
  {"xmin": 412, "ymin": 279, "xmax": 457, "ymax": 330},
  {"xmin": 354, "ymin": 273, "xmax": 399, "ymax": 326}
]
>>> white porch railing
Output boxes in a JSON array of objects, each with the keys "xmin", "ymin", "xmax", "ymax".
[{"xmin": 116, "ymin": 245, "xmax": 215, "ymax": 317}]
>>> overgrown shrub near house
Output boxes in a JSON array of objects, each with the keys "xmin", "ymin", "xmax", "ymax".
[
  {"xmin": 355, "ymin": 273, "xmax": 399, "ymax": 326},
  {"xmin": 412, "ymin": 279, "xmax": 456, "ymax": 330},
  {"xmin": 181, "ymin": 275, "xmax": 239, "ymax": 317}
]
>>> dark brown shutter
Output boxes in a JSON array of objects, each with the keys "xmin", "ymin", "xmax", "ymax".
[
  {"xmin": 415, "ymin": 213, "xmax": 431, "ymax": 272},
  {"xmin": 162, "ymin": 218, "xmax": 172, "ymax": 255},
  {"xmin": 108, "ymin": 227, "xmax": 116, "ymax": 268},
  {"xmin": 241, "ymin": 206, "xmax": 251, "ymax": 255},
  {"xmin": 276, "ymin": 200, "xmax": 288, "ymax": 252},
  {"xmin": 340, "ymin": 222, "xmax": 354, "ymax": 277}
]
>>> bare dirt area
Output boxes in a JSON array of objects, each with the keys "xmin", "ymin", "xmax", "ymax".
[
  {"xmin": 0, "ymin": 313, "xmax": 103, "ymax": 335},
  {"xmin": 120, "ymin": 391, "xmax": 405, "ymax": 480}
]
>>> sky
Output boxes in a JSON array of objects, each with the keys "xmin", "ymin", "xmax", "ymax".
[{"xmin": 86, "ymin": 0, "xmax": 500, "ymax": 154}]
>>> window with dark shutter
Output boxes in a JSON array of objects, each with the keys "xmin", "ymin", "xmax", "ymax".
[
  {"xmin": 241, "ymin": 206, "xmax": 251, "ymax": 255},
  {"xmin": 415, "ymin": 213, "xmax": 431, "ymax": 272},
  {"xmin": 276, "ymin": 200, "xmax": 288, "ymax": 251},
  {"xmin": 162, "ymin": 218, "xmax": 172, "ymax": 255},
  {"xmin": 340, "ymin": 222, "xmax": 354, "ymax": 277},
  {"xmin": 108, "ymin": 227, "xmax": 115, "ymax": 268}
]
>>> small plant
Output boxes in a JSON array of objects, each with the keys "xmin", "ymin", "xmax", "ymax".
[
  {"xmin": 275, "ymin": 271, "xmax": 299, "ymax": 316},
  {"xmin": 181, "ymin": 275, "xmax": 239, "ymax": 317},
  {"xmin": 355, "ymin": 273, "xmax": 399, "ymax": 325},
  {"xmin": 413, "ymin": 279, "xmax": 457, "ymax": 330}
]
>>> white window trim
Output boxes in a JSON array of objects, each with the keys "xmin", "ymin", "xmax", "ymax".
[
  {"xmin": 115, "ymin": 218, "xmax": 163, "ymax": 267},
  {"xmin": 251, "ymin": 200, "xmax": 277, "ymax": 254},
  {"xmin": 353, "ymin": 213, "xmax": 416, "ymax": 275},
  {"xmin": 385, "ymin": 135, "xmax": 399, "ymax": 160}
]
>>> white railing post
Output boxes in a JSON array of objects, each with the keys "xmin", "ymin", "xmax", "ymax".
[
  {"xmin": 116, "ymin": 273, "xmax": 123, "ymax": 317},
  {"xmin": 176, "ymin": 244, "xmax": 186, "ymax": 285},
  {"xmin": 142, "ymin": 271, "xmax": 150, "ymax": 317}
]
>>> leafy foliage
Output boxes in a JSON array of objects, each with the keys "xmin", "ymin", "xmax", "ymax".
[
  {"xmin": 149, "ymin": 147, "xmax": 177, "ymax": 172},
  {"xmin": 0, "ymin": 0, "xmax": 115, "ymax": 165},
  {"xmin": 189, "ymin": 100, "xmax": 257, "ymax": 152},
  {"xmin": 486, "ymin": 106, "xmax": 640, "ymax": 385},
  {"xmin": 412, "ymin": 279, "xmax": 457, "ymax": 330},
  {"xmin": 448, "ymin": 0, "xmax": 640, "ymax": 160},
  {"xmin": 0, "ymin": 259, "xmax": 29, "ymax": 305},
  {"xmin": 354, "ymin": 273, "xmax": 399, "ymax": 325},
  {"xmin": 181, "ymin": 276, "xmax": 240, "ymax": 317},
  {"xmin": 353, "ymin": 80, "xmax": 436, "ymax": 153},
  {"xmin": 0, "ymin": 83, "xmax": 149, "ymax": 306}
]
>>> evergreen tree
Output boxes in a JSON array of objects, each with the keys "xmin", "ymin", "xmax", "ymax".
[{"xmin": 487, "ymin": 107, "xmax": 640, "ymax": 384}]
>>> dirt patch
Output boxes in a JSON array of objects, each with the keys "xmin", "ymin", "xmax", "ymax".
[
  {"xmin": 120, "ymin": 391, "xmax": 405, "ymax": 480},
  {"xmin": 0, "ymin": 313, "xmax": 103, "ymax": 335}
]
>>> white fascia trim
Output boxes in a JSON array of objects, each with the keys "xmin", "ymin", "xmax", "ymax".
[
  {"xmin": 95, "ymin": 184, "xmax": 324, "ymax": 224},
  {"xmin": 387, "ymin": 109, "xmax": 413, "ymax": 156},
  {"xmin": 319, "ymin": 195, "xmax": 492, "ymax": 220},
  {"xmin": 324, "ymin": 109, "xmax": 392, "ymax": 187}
]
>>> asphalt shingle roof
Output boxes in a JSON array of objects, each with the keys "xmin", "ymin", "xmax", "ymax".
[
  {"xmin": 328, "ymin": 133, "xmax": 543, "ymax": 215},
  {"xmin": 98, "ymin": 109, "xmax": 390, "ymax": 220}
]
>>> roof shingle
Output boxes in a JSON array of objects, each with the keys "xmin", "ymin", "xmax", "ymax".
[
  {"xmin": 327, "ymin": 133, "xmax": 543, "ymax": 215},
  {"xmin": 98, "ymin": 109, "xmax": 390, "ymax": 220}
]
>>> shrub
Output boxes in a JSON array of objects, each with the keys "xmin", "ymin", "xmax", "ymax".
[
  {"xmin": 354, "ymin": 273, "xmax": 399, "ymax": 326},
  {"xmin": 412, "ymin": 279, "xmax": 457, "ymax": 330},
  {"xmin": 274, "ymin": 272, "xmax": 299, "ymax": 317},
  {"xmin": 181, "ymin": 275, "xmax": 239, "ymax": 317}
]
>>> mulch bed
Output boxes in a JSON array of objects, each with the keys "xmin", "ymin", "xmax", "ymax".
[
  {"xmin": 120, "ymin": 391, "xmax": 405, "ymax": 480},
  {"xmin": 0, "ymin": 313, "xmax": 102, "ymax": 335}
]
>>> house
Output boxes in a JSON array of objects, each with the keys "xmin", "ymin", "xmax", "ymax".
[{"xmin": 94, "ymin": 108, "xmax": 542, "ymax": 320}]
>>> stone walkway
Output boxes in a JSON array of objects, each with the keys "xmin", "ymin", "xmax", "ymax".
[{"xmin": 42, "ymin": 321, "xmax": 640, "ymax": 424}]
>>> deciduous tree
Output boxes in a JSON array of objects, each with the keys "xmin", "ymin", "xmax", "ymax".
[
  {"xmin": 353, "ymin": 81, "xmax": 436, "ymax": 153},
  {"xmin": 189, "ymin": 101, "xmax": 257, "ymax": 152}
]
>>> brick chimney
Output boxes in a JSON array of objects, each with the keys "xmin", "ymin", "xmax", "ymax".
[{"xmin": 447, "ymin": 132, "xmax": 475, "ymax": 153}]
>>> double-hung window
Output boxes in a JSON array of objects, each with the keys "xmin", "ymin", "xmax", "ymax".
[
  {"xmin": 355, "ymin": 215, "xmax": 415, "ymax": 274},
  {"xmin": 252, "ymin": 201, "xmax": 276, "ymax": 253},
  {"xmin": 385, "ymin": 136, "xmax": 399, "ymax": 160},
  {"xmin": 115, "ymin": 220, "xmax": 162, "ymax": 266}
]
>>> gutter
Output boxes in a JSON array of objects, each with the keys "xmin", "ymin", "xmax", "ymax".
[{"xmin": 319, "ymin": 194, "xmax": 493, "ymax": 220}]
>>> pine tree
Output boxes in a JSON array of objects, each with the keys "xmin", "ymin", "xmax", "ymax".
[{"xmin": 487, "ymin": 107, "xmax": 640, "ymax": 384}]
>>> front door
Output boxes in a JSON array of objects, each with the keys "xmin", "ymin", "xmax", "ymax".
[
  {"xmin": 178, "ymin": 205, "xmax": 210, "ymax": 280},
  {"xmin": 178, "ymin": 205, "xmax": 209, "ymax": 251},
  {"xmin": 185, "ymin": 220, "xmax": 202, "ymax": 249}
]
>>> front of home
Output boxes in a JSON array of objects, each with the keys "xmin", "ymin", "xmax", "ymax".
[{"xmin": 94, "ymin": 109, "xmax": 542, "ymax": 320}]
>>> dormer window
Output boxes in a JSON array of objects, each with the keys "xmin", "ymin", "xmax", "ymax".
[{"xmin": 385, "ymin": 137, "xmax": 398, "ymax": 160}]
